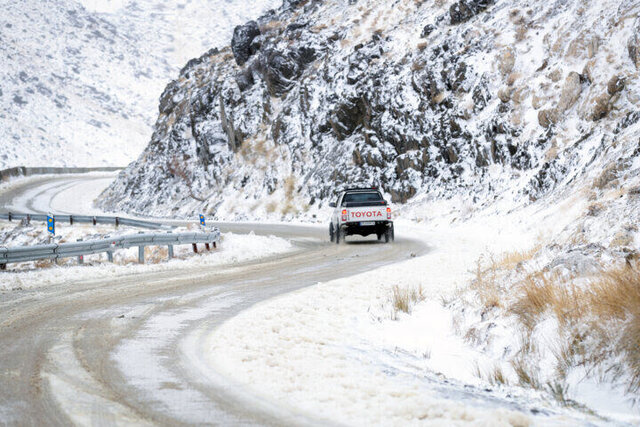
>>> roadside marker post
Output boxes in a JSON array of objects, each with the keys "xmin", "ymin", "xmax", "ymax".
[
  {"xmin": 47, "ymin": 213, "xmax": 55, "ymax": 244},
  {"xmin": 196, "ymin": 215, "xmax": 206, "ymax": 254}
]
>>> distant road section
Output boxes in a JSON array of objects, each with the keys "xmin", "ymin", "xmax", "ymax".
[
  {"xmin": 0, "ymin": 166, "xmax": 123, "ymax": 182},
  {"xmin": 0, "ymin": 171, "xmax": 119, "ymax": 215}
]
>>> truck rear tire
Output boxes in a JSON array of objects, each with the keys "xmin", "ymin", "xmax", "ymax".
[
  {"xmin": 384, "ymin": 229, "xmax": 390, "ymax": 243},
  {"xmin": 336, "ymin": 227, "xmax": 342, "ymax": 244},
  {"xmin": 329, "ymin": 223, "xmax": 335, "ymax": 242}
]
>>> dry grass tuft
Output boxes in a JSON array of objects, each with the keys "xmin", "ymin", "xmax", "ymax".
[
  {"xmin": 265, "ymin": 201, "xmax": 278, "ymax": 214},
  {"xmin": 589, "ymin": 267, "xmax": 640, "ymax": 391},
  {"xmin": 467, "ymin": 241, "xmax": 640, "ymax": 399},
  {"xmin": 392, "ymin": 285, "xmax": 425, "ymax": 317},
  {"xmin": 145, "ymin": 246, "xmax": 169, "ymax": 263},
  {"xmin": 476, "ymin": 364, "xmax": 509, "ymax": 386},
  {"xmin": 34, "ymin": 258, "xmax": 54, "ymax": 269},
  {"xmin": 470, "ymin": 256, "xmax": 504, "ymax": 311},
  {"xmin": 512, "ymin": 355, "xmax": 541, "ymax": 389},
  {"xmin": 489, "ymin": 366, "xmax": 508, "ymax": 385},
  {"xmin": 513, "ymin": 265, "xmax": 640, "ymax": 393}
]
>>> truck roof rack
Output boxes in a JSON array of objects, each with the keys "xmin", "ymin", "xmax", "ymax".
[{"xmin": 341, "ymin": 187, "xmax": 379, "ymax": 192}]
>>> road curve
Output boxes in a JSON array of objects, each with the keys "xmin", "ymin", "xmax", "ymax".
[{"xmin": 0, "ymin": 174, "xmax": 428, "ymax": 425}]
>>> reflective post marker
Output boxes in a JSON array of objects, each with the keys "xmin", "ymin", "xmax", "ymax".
[
  {"xmin": 47, "ymin": 213, "xmax": 55, "ymax": 243},
  {"xmin": 199, "ymin": 214, "xmax": 206, "ymax": 232}
]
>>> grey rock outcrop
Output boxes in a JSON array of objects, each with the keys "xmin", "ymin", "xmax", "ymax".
[
  {"xmin": 231, "ymin": 21, "xmax": 261, "ymax": 66},
  {"xmin": 628, "ymin": 17, "xmax": 640, "ymax": 68},
  {"xmin": 449, "ymin": 0, "xmax": 494, "ymax": 25}
]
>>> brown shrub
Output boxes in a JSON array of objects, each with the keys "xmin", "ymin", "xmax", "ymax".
[{"xmin": 392, "ymin": 285, "xmax": 425, "ymax": 317}]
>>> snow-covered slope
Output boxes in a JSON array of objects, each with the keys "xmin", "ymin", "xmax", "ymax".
[
  {"xmin": 0, "ymin": 0, "xmax": 280, "ymax": 169},
  {"xmin": 98, "ymin": 0, "xmax": 640, "ymax": 223}
]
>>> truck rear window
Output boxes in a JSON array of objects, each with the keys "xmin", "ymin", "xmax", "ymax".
[{"xmin": 344, "ymin": 192, "xmax": 383, "ymax": 203}]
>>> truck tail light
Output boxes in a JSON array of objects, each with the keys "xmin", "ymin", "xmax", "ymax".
[
  {"xmin": 342, "ymin": 209, "xmax": 347, "ymax": 221},
  {"xmin": 387, "ymin": 207, "xmax": 392, "ymax": 220}
]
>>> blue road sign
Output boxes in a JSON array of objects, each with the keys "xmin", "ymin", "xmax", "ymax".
[
  {"xmin": 47, "ymin": 213, "xmax": 55, "ymax": 236},
  {"xmin": 199, "ymin": 214, "xmax": 206, "ymax": 227}
]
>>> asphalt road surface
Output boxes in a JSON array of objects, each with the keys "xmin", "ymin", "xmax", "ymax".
[{"xmin": 0, "ymin": 174, "xmax": 427, "ymax": 425}]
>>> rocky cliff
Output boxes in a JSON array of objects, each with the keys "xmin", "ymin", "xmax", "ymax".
[{"xmin": 98, "ymin": 0, "xmax": 640, "ymax": 222}]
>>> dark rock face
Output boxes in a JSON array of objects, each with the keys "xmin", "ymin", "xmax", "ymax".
[
  {"xmin": 231, "ymin": 21, "xmax": 261, "ymax": 66},
  {"xmin": 449, "ymin": 0, "xmax": 494, "ymax": 25},
  {"xmin": 158, "ymin": 80, "xmax": 181, "ymax": 115},
  {"xmin": 421, "ymin": 24, "xmax": 435, "ymax": 38},
  {"xmin": 235, "ymin": 69, "xmax": 255, "ymax": 92},
  {"xmin": 260, "ymin": 50, "xmax": 301, "ymax": 97},
  {"xmin": 629, "ymin": 17, "xmax": 640, "ymax": 68}
]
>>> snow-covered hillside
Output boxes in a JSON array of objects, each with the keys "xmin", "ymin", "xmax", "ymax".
[
  {"xmin": 98, "ymin": 0, "xmax": 640, "ymax": 222},
  {"xmin": 0, "ymin": 0, "xmax": 280, "ymax": 169}
]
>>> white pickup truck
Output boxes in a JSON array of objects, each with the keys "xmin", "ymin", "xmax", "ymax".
[{"xmin": 329, "ymin": 188, "xmax": 394, "ymax": 244}]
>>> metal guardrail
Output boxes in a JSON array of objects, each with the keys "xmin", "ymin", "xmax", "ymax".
[
  {"xmin": 0, "ymin": 212, "xmax": 169, "ymax": 230},
  {"xmin": 0, "ymin": 166, "xmax": 123, "ymax": 182},
  {"xmin": 0, "ymin": 212, "xmax": 220, "ymax": 269}
]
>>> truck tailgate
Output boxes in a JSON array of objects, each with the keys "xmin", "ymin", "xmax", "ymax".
[{"xmin": 347, "ymin": 206, "xmax": 387, "ymax": 223}]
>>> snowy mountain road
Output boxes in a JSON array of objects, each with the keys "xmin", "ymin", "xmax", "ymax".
[{"xmin": 0, "ymin": 174, "xmax": 428, "ymax": 425}]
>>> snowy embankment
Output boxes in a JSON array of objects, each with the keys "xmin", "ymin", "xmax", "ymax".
[
  {"xmin": 203, "ymin": 195, "xmax": 639, "ymax": 425},
  {"xmin": 0, "ymin": 230, "xmax": 292, "ymax": 292}
]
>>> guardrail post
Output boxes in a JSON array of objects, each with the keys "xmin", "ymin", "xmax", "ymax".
[
  {"xmin": 26, "ymin": 214, "xmax": 31, "ymax": 224},
  {"xmin": 92, "ymin": 216, "xmax": 97, "ymax": 226},
  {"xmin": 77, "ymin": 239, "xmax": 84, "ymax": 264},
  {"xmin": 115, "ymin": 217, "xmax": 119, "ymax": 228},
  {"xmin": 0, "ymin": 263, "xmax": 5, "ymax": 271},
  {"xmin": 192, "ymin": 243, "xmax": 198, "ymax": 253},
  {"xmin": 69, "ymin": 215, "xmax": 73, "ymax": 225},
  {"xmin": 213, "ymin": 242, "xmax": 217, "ymax": 249},
  {"xmin": 107, "ymin": 251, "xmax": 113, "ymax": 263},
  {"xmin": 205, "ymin": 243, "xmax": 211, "ymax": 251},
  {"xmin": 168, "ymin": 245, "xmax": 174, "ymax": 259},
  {"xmin": 7, "ymin": 212, "xmax": 11, "ymax": 222},
  {"xmin": 138, "ymin": 246, "xmax": 145, "ymax": 264}
]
